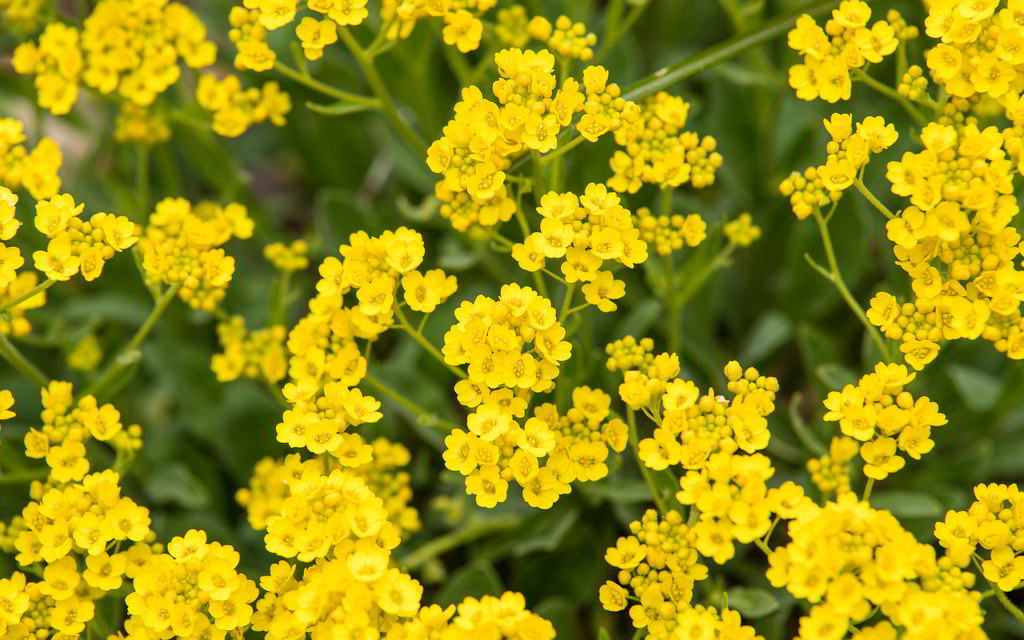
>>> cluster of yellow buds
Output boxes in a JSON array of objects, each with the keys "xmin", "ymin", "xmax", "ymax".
[
  {"xmin": 627, "ymin": 361, "xmax": 780, "ymax": 470},
  {"xmin": 723, "ymin": 212, "xmax": 763, "ymax": 247},
  {"xmin": 197, "ymin": 73, "xmax": 292, "ymax": 138},
  {"xmin": 113, "ymin": 104, "xmax": 172, "ymax": 145},
  {"xmin": 787, "ymin": 0, "xmax": 901, "ymax": 103},
  {"xmin": 512, "ymin": 184, "xmax": 647, "ymax": 312},
  {"xmin": 428, "ymin": 49, "xmax": 636, "ymax": 231},
  {"xmin": 123, "ymin": 529, "xmax": 259, "ymax": 638},
  {"xmin": 822, "ymin": 363, "xmax": 946, "ymax": 480},
  {"xmin": 609, "ymin": 92, "xmax": 721, "ymax": 193},
  {"xmin": 11, "ymin": 23, "xmax": 82, "ymax": 115},
  {"xmin": 935, "ymin": 483, "xmax": 1024, "ymax": 587},
  {"xmin": 767, "ymin": 493, "xmax": 984, "ymax": 640},
  {"xmin": 925, "ymin": 0, "xmax": 1024, "ymax": 100},
  {"xmin": 229, "ymin": 6, "xmax": 276, "ymax": 71},
  {"xmin": 600, "ymin": 510, "xmax": 706, "ymax": 632},
  {"xmin": 633, "ymin": 208, "xmax": 706, "ymax": 256},
  {"xmin": 140, "ymin": 198, "xmax": 254, "ymax": 311},
  {"xmin": 866, "ymin": 117, "xmax": 1024, "ymax": 367},
  {"xmin": 780, "ymin": 113, "xmax": 898, "ymax": 218},
  {"xmin": 528, "ymin": 15, "xmax": 598, "ymax": 61},
  {"xmin": 806, "ymin": 435, "xmax": 858, "ymax": 496},
  {"xmin": 211, "ymin": 316, "xmax": 288, "ymax": 383},
  {"xmin": 264, "ymin": 239, "xmax": 310, "ymax": 272},
  {"xmin": 11, "ymin": 470, "xmax": 153, "ymax": 566},
  {"xmin": 605, "ymin": 335, "xmax": 657, "ymax": 372},
  {"xmin": 0, "ymin": 118, "xmax": 62, "ymax": 200},
  {"xmin": 495, "ymin": 5, "xmax": 530, "ymax": 47},
  {"xmin": 31, "ymin": 193, "xmax": 139, "ymax": 282},
  {"xmin": 898, "ymin": 64, "xmax": 931, "ymax": 101},
  {"xmin": 22, "ymin": 381, "xmax": 140, "ymax": 483}
]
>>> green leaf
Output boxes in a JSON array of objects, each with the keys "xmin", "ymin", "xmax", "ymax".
[
  {"xmin": 815, "ymin": 362, "xmax": 857, "ymax": 390},
  {"xmin": 947, "ymin": 364, "xmax": 1002, "ymax": 413},
  {"xmin": 871, "ymin": 490, "xmax": 944, "ymax": 519},
  {"xmin": 432, "ymin": 561, "xmax": 502, "ymax": 607},
  {"xmin": 142, "ymin": 463, "xmax": 211, "ymax": 510},
  {"xmin": 510, "ymin": 509, "xmax": 580, "ymax": 556},
  {"xmin": 726, "ymin": 587, "xmax": 780, "ymax": 619},
  {"xmin": 305, "ymin": 100, "xmax": 377, "ymax": 117},
  {"xmin": 739, "ymin": 311, "xmax": 793, "ymax": 364}
]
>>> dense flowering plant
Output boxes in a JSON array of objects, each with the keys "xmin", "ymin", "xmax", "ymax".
[{"xmin": 1, "ymin": 1, "xmax": 1024, "ymax": 640}]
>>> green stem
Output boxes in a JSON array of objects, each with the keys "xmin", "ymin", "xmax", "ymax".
[
  {"xmin": 862, "ymin": 477, "xmax": 874, "ymax": 501},
  {"xmin": 395, "ymin": 306, "xmax": 467, "ymax": 379},
  {"xmin": 539, "ymin": 134, "xmax": 585, "ymax": 165},
  {"xmin": 273, "ymin": 61, "xmax": 380, "ymax": 108},
  {"xmin": 558, "ymin": 283, "xmax": 577, "ymax": 324},
  {"xmin": 0, "ymin": 467, "xmax": 48, "ymax": 484},
  {"xmin": 338, "ymin": 28, "xmax": 427, "ymax": 156},
  {"xmin": 0, "ymin": 334, "xmax": 48, "ymax": 387},
  {"xmin": 364, "ymin": 372, "xmax": 461, "ymax": 431},
  {"xmin": 853, "ymin": 178, "xmax": 895, "ymax": 220},
  {"xmin": 596, "ymin": 1, "xmax": 650, "ymax": 62},
  {"xmin": 81, "ymin": 284, "xmax": 181, "ymax": 399},
  {"xmin": 0, "ymin": 279, "xmax": 55, "ymax": 313},
  {"xmin": 135, "ymin": 144, "xmax": 149, "ymax": 220},
  {"xmin": 628, "ymin": 408, "xmax": 667, "ymax": 514},
  {"xmin": 674, "ymin": 245, "xmax": 735, "ymax": 307},
  {"xmin": 623, "ymin": 0, "xmax": 837, "ymax": 101},
  {"xmin": 398, "ymin": 515, "xmax": 522, "ymax": 570},
  {"xmin": 810, "ymin": 210, "xmax": 893, "ymax": 363}
]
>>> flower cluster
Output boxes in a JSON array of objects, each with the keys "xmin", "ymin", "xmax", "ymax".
[
  {"xmin": 822, "ymin": 363, "xmax": 947, "ymax": 479},
  {"xmin": 599, "ymin": 509, "xmax": 766, "ymax": 640},
  {"xmin": 0, "ymin": 0, "xmax": 45, "ymax": 32},
  {"xmin": 779, "ymin": 113, "xmax": 898, "ymax": 219},
  {"xmin": 787, "ymin": 1, "xmax": 902, "ymax": 103},
  {"xmin": 264, "ymin": 239, "xmax": 310, "ymax": 272},
  {"xmin": 31, "ymin": 193, "xmax": 140, "ymax": 282},
  {"xmin": 211, "ymin": 316, "xmax": 288, "ymax": 383},
  {"xmin": 924, "ymin": 0, "xmax": 1024, "ymax": 100},
  {"xmin": 626, "ymin": 360, "xmax": 780, "ymax": 470},
  {"xmin": 197, "ymin": 73, "xmax": 292, "ymax": 138},
  {"xmin": 22, "ymin": 382, "xmax": 140, "ymax": 483},
  {"xmin": 866, "ymin": 115, "xmax": 1024, "ymax": 367},
  {"xmin": 511, "ymin": 183, "xmax": 647, "ymax": 312},
  {"xmin": 140, "ymin": 197, "xmax": 253, "ymax": 310},
  {"xmin": 608, "ymin": 92, "xmax": 722, "ymax": 193},
  {"xmin": 935, "ymin": 483, "xmax": 1024, "ymax": 588},
  {"xmin": 722, "ymin": 212, "xmax": 763, "ymax": 247},
  {"xmin": 11, "ymin": 23, "xmax": 83, "ymax": 115},
  {"xmin": 389, "ymin": 592, "xmax": 555, "ymax": 640},
  {"xmin": 633, "ymin": 207, "xmax": 706, "ymax": 256},
  {"xmin": 113, "ymin": 103, "xmax": 172, "ymax": 145},
  {"xmin": 10, "ymin": 470, "xmax": 152, "ymax": 565},
  {"xmin": 123, "ymin": 529, "xmax": 259, "ymax": 638},
  {"xmin": 0, "ymin": 118, "xmax": 62, "ymax": 200},
  {"xmin": 427, "ymin": 49, "xmax": 636, "ymax": 231},
  {"xmin": 768, "ymin": 493, "xmax": 984, "ymax": 640},
  {"xmin": 440, "ymin": 284, "xmax": 577, "ymax": 506},
  {"xmin": 238, "ymin": 438, "xmax": 420, "ymax": 538}
]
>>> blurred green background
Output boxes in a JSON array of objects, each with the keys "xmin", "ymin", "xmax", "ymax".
[{"xmin": 2, "ymin": 0, "xmax": 1023, "ymax": 637}]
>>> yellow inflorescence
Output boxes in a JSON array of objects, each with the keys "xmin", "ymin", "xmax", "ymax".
[
  {"xmin": 633, "ymin": 207, "xmax": 706, "ymax": 256},
  {"xmin": 787, "ymin": 0, "xmax": 901, "ymax": 103},
  {"xmin": 609, "ymin": 92, "xmax": 722, "ymax": 193},
  {"xmin": 822, "ymin": 363, "xmax": 946, "ymax": 480},
  {"xmin": 780, "ymin": 113, "xmax": 898, "ymax": 218},
  {"xmin": 0, "ymin": 118, "xmax": 62, "ymax": 201},
  {"xmin": 197, "ymin": 73, "xmax": 292, "ymax": 138},
  {"xmin": 140, "ymin": 197, "xmax": 253, "ymax": 311},
  {"xmin": 935, "ymin": 483, "xmax": 1024, "ymax": 589},
  {"xmin": 212, "ymin": 316, "xmax": 288, "ymax": 383},
  {"xmin": 511, "ymin": 183, "xmax": 647, "ymax": 312},
  {"xmin": 768, "ymin": 494, "xmax": 983, "ymax": 640}
]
